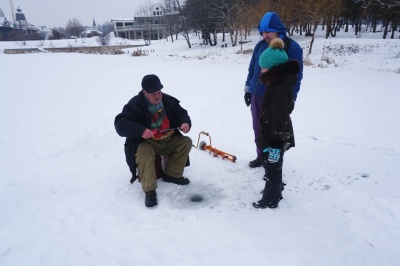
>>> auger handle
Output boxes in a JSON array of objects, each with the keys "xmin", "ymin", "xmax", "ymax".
[{"xmin": 193, "ymin": 131, "xmax": 212, "ymax": 148}]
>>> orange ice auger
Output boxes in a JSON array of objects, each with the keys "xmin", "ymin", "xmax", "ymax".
[{"xmin": 193, "ymin": 131, "xmax": 237, "ymax": 162}]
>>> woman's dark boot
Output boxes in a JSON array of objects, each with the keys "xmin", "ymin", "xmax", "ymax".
[{"xmin": 249, "ymin": 157, "xmax": 262, "ymax": 168}]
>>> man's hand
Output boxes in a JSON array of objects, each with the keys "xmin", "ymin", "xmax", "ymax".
[
  {"xmin": 142, "ymin": 128, "xmax": 155, "ymax": 139},
  {"xmin": 180, "ymin": 123, "xmax": 190, "ymax": 133}
]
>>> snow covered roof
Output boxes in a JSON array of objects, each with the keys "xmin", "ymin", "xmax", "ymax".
[
  {"xmin": 111, "ymin": 18, "xmax": 135, "ymax": 22},
  {"xmin": 82, "ymin": 29, "xmax": 102, "ymax": 34}
]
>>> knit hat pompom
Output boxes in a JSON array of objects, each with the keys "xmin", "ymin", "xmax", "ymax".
[
  {"xmin": 259, "ymin": 38, "xmax": 288, "ymax": 70},
  {"xmin": 269, "ymin": 38, "xmax": 285, "ymax": 50}
]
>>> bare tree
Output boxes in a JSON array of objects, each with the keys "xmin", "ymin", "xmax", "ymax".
[
  {"xmin": 65, "ymin": 22, "xmax": 79, "ymax": 38},
  {"xmin": 98, "ymin": 21, "xmax": 114, "ymax": 36},
  {"xmin": 184, "ymin": 0, "xmax": 221, "ymax": 46},
  {"xmin": 216, "ymin": 0, "xmax": 247, "ymax": 46},
  {"xmin": 48, "ymin": 28, "xmax": 64, "ymax": 40},
  {"xmin": 163, "ymin": 0, "xmax": 180, "ymax": 42},
  {"xmin": 297, "ymin": 0, "xmax": 344, "ymax": 54},
  {"xmin": 136, "ymin": 2, "xmax": 154, "ymax": 45},
  {"xmin": 65, "ymin": 18, "xmax": 84, "ymax": 38},
  {"xmin": 364, "ymin": 0, "xmax": 400, "ymax": 39},
  {"xmin": 249, "ymin": 1, "xmax": 268, "ymax": 23},
  {"xmin": 176, "ymin": 0, "xmax": 192, "ymax": 48},
  {"xmin": 276, "ymin": 0, "xmax": 303, "ymax": 36},
  {"xmin": 341, "ymin": 0, "xmax": 363, "ymax": 34},
  {"xmin": 323, "ymin": 0, "xmax": 345, "ymax": 38}
]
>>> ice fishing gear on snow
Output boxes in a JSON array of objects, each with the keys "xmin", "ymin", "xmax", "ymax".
[{"xmin": 193, "ymin": 131, "xmax": 237, "ymax": 162}]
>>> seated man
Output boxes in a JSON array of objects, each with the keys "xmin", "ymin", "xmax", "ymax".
[{"xmin": 114, "ymin": 74, "xmax": 192, "ymax": 208}]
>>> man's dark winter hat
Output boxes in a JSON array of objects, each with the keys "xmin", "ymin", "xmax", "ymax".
[{"xmin": 141, "ymin": 74, "xmax": 163, "ymax": 93}]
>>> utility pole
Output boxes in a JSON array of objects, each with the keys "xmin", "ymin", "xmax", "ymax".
[{"xmin": 9, "ymin": 0, "xmax": 16, "ymax": 22}]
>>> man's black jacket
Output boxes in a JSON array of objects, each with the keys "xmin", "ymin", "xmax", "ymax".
[{"xmin": 115, "ymin": 91, "xmax": 191, "ymax": 176}]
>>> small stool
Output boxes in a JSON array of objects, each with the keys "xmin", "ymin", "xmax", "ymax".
[
  {"xmin": 133, "ymin": 155, "xmax": 166, "ymax": 183},
  {"xmin": 154, "ymin": 154, "xmax": 165, "ymax": 179}
]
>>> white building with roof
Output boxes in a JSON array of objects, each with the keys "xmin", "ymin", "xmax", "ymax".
[{"xmin": 111, "ymin": 4, "xmax": 169, "ymax": 40}]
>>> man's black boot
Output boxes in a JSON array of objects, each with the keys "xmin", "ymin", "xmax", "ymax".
[
  {"xmin": 163, "ymin": 174, "xmax": 190, "ymax": 185},
  {"xmin": 145, "ymin": 190, "xmax": 158, "ymax": 207}
]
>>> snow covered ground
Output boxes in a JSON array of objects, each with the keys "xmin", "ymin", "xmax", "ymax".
[{"xmin": 1, "ymin": 28, "xmax": 400, "ymax": 266}]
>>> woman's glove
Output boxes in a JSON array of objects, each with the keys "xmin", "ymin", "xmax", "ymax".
[
  {"xmin": 244, "ymin": 92, "xmax": 251, "ymax": 107},
  {"xmin": 263, "ymin": 147, "xmax": 281, "ymax": 163}
]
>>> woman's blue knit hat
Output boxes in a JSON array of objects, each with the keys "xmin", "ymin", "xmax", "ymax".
[{"xmin": 259, "ymin": 38, "xmax": 288, "ymax": 69}]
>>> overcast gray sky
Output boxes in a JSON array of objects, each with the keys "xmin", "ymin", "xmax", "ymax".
[{"xmin": 1, "ymin": 0, "xmax": 151, "ymax": 27}]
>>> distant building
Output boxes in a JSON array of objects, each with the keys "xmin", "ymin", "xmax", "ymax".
[
  {"xmin": 81, "ymin": 18, "xmax": 103, "ymax": 38},
  {"xmin": 14, "ymin": 7, "xmax": 40, "ymax": 36},
  {"xmin": 111, "ymin": 4, "xmax": 170, "ymax": 40},
  {"xmin": 1, "ymin": 6, "xmax": 50, "ymax": 41},
  {"xmin": 0, "ymin": 7, "xmax": 14, "ymax": 41}
]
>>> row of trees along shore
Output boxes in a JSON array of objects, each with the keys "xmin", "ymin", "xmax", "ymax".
[
  {"xmin": 16, "ymin": 0, "xmax": 398, "ymax": 54},
  {"xmin": 152, "ymin": 0, "xmax": 399, "ymax": 52}
]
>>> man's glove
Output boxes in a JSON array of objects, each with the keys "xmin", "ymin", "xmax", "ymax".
[
  {"xmin": 263, "ymin": 147, "xmax": 281, "ymax": 163},
  {"xmin": 244, "ymin": 92, "xmax": 251, "ymax": 107}
]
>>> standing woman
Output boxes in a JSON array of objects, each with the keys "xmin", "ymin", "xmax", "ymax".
[{"xmin": 244, "ymin": 12, "xmax": 303, "ymax": 168}]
